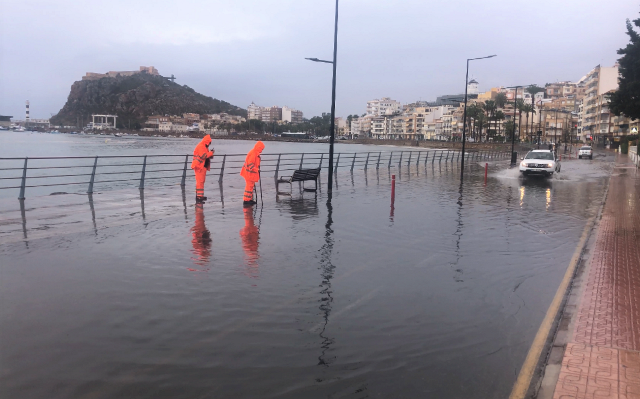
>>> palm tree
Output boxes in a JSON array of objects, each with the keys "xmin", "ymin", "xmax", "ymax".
[
  {"xmin": 521, "ymin": 103, "xmax": 534, "ymax": 142},
  {"xmin": 465, "ymin": 103, "xmax": 480, "ymax": 140},
  {"xmin": 483, "ymin": 100, "xmax": 497, "ymax": 142},
  {"xmin": 526, "ymin": 85, "xmax": 545, "ymax": 141},
  {"xmin": 494, "ymin": 110, "xmax": 505, "ymax": 138},
  {"xmin": 476, "ymin": 111, "xmax": 487, "ymax": 141},
  {"xmin": 504, "ymin": 120, "xmax": 515, "ymax": 141},
  {"xmin": 495, "ymin": 92, "xmax": 508, "ymax": 109}
]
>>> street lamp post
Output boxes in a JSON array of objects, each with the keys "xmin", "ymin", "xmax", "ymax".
[
  {"xmin": 306, "ymin": 0, "xmax": 339, "ymax": 197},
  {"xmin": 537, "ymin": 100, "xmax": 543, "ymax": 149},
  {"xmin": 460, "ymin": 54, "xmax": 496, "ymax": 181}
]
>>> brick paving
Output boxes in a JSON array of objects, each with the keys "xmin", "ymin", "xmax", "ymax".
[{"xmin": 553, "ymin": 158, "xmax": 640, "ymax": 399}]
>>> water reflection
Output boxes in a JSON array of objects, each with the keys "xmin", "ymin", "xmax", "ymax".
[
  {"xmin": 139, "ymin": 189, "xmax": 146, "ymax": 222},
  {"xmin": 276, "ymin": 195, "xmax": 318, "ymax": 220},
  {"xmin": 239, "ymin": 207, "xmax": 260, "ymax": 277},
  {"xmin": 318, "ymin": 200, "xmax": 335, "ymax": 366},
  {"xmin": 189, "ymin": 203, "xmax": 212, "ymax": 271},
  {"xmin": 19, "ymin": 198, "xmax": 28, "ymax": 247},
  {"xmin": 88, "ymin": 193, "xmax": 98, "ymax": 235},
  {"xmin": 453, "ymin": 184, "xmax": 464, "ymax": 283}
]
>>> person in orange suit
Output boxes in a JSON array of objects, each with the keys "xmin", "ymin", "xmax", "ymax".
[
  {"xmin": 239, "ymin": 207, "xmax": 260, "ymax": 276},
  {"xmin": 240, "ymin": 141, "xmax": 264, "ymax": 207},
  {"xmin": 191, "ymin": 135, "xmax": 214, "ymax": 203},
  {"xmin": 189, "ymin": 203, "xmax": 212, "ymax": 271}
]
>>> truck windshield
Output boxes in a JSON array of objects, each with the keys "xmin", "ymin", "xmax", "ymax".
[{"xmin": 525, "ymin": 152, "xmax": 554, "ymax": 160}]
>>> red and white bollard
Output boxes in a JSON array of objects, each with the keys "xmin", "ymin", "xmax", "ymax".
[{"xmin": 391, "ymin": 174, "xmax": 396, "ymax": 206}]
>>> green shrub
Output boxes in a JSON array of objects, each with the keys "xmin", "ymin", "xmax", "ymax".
[{"xmin": 621, "ymin": 142, "xmax": 629, "ymax": 154}]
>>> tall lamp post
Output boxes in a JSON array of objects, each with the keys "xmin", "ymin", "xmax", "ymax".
[
  {"xmin": 460, "ymin": 54, "xmax": 496, "ymax": 181},
  {"xmin": 306, "ymin": 0, "xmax": 340, "ymax": 196}
]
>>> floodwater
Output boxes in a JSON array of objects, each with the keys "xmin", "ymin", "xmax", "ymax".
[{"xmin": 0, "ymin": 132, "xmax": 614, "ymax": 398}]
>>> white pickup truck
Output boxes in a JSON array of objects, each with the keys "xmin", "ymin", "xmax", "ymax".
[{"xmin": 578, "ymin": 146, "xmax": 593, "ymax": 159}]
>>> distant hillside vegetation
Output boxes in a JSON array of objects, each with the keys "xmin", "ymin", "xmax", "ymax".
[{"xmin": 51, "ymin": 72, "xmax": 246, "ymax": 128}]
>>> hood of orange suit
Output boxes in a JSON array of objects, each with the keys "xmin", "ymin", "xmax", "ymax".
[
  {"xmin": 201, "ymin": 135, "xmax": 212, "ymax": 146},
  {"xmin": 254, "ymin": 141, "xmax": 265, "ymax": 153}
]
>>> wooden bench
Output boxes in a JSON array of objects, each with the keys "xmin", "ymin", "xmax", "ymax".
[{"xmin": 277, "ymin": 168, "xmax": 321, "ymax": 192}]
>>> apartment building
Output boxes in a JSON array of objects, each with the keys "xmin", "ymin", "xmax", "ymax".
[
  {"xmin": 350, "ymin": 115, "xmax": 373, "ymax": 137},
  {"xmin": 366, "ymin": 97, "xmax": 402, "ymax": 116},
  {"xmin": 261, "ymin": 106, "xmax": 282, "ymax": 123},
  {"xmin": 247, "ymin": 102, "xmax": 262, "ymax": 120},
  {"xmin": 282, "ymin": 106, "xmax": 304, "ymax": 124},
  {"xmin": 248, "ymin": 103, "xmax": 303, "ymax": 123},
  {"xmin": 545, "ymin": 82, "xmax": 579, "ymax": 100},
  {"xmin": 579, "ymin": 64, "xmax": 619, "ymax": 143}
]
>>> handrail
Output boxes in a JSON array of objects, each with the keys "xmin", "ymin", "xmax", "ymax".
[{"xmin": 0, "ymin": 149, "xmax": 508, "ymax": 198}]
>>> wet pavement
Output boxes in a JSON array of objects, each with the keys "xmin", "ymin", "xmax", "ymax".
[
  {"xmin": 0, "ymin": 138, "xmax": 616, "ymax": 399},
  {"xmin": 551, "ymin": 155, "xmax": 640, "ymax": 399}
]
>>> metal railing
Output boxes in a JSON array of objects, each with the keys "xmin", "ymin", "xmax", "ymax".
[{"xmin": 0, "ymin": 149, "xmax": 509, "ymax": 198}]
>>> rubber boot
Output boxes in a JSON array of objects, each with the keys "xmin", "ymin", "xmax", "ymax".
[
  {"xmin": 243, "ymin": 200, "xmax": 255, "ymax": 207},
  {"xmin": 196, "ymin": 196, "xmax": 206, "ymax": 204}
]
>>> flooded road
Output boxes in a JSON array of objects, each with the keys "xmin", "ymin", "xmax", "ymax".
[{"xmin": 0, "ymin": 133, "xmax": 614, "ymax": 398}]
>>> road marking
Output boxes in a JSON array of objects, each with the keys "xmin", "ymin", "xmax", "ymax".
[{"xmin": 509, "ymin": 173, "xmax": 611, "ymax": 399}]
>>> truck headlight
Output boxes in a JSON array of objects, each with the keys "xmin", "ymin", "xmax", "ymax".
[
  {"xmin": 547, "ymin": 163, "xmax": 554, "ymax": 167},
  {"xmin": 521, "ymin": 161, "xmax": 527, "ymax": 167}
]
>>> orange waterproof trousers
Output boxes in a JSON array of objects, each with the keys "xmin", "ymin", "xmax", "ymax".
[
  {"xmin": 243, "ymin": 180, "xmax": 255, "ymax": 202},
  {"xmin": 195, "ymin": 168, "xmax": 207, "ymax": 197}
]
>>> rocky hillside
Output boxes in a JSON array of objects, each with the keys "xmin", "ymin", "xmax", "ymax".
[{"xmin": 51, "ymin": 72, "xmax": 246, "ymax": 128}]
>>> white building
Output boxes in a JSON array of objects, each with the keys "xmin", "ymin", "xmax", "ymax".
[
  {"xmin": 282, "ymin": 106, "xmax": 304, "ymax": 124},
  {"xmin": 158, "ymin": 122, "xmax": 173, "ymax": 132},
  {"xmin": 467, "ymin": 79, "xmax": 479, "ymax": 95},
  {"xmin": 247, "ymin": 102, "xmax": 262, "ymax": 120},
  {"xmin": 366, "ymin": 97, "xmax": 402, "ymax": 117}
]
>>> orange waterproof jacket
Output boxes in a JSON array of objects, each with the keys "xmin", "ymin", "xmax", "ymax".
[
  {"xmin": 240, "ymin": 141, "xmax": 265, "ymax": 182},
  {"xmin": 191, "ymin": 135, "xmax": 214, "ymax": 171}
]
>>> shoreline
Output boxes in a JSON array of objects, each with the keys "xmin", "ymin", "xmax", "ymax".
[{"xmin": 30, "ymin": 129, "xmax": 537, "ymax": 152}]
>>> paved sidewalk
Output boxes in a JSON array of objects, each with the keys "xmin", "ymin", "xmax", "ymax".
[{"xmin": 553, "ymin": 157, "xmax": 640, "ymax": 398}]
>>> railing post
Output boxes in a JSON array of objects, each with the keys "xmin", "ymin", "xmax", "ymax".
[
  {"xmin": 416, "ymin": 152, "xmax": 421, "ymax": 166},
  {"xmin": 364, "ymin": 152, "xmax": 370, "ymax": 170},
  {"xmin": 388, "ymin": 151, "xmax": 393, "ymax": 168},
  {"xmin": 299, "ymin": 153, "xmax": 304, "ymax": 170},
  {"xmin": 407, "ymin": 151, "xmax": 412, "ymax": 166},
  {"xmin": 275, "ymin": 154, "xmax": 282, "ymax": 179},
  {"xmin": 425, "ymin": 151, "xmax": 429, "ymax": 165},
  {"xmin": 376, "ymin": 152, "xmax": 381, "ymax": 169},
  {"xmin": 432, "ymin": 151, "xmax": 436, "ymax": 164},
  {"xmin": 399, "ymin": 151, "xmax": 403, "ymax": 167},
  {"xmin": 439, "ymin": 151, "xmax": 444, "ymax": 163},
  {"xmin": 218, "ymin": 154, "xmax": 226, "ymax": 184},
  {"xmin": 351, "ymin": 153, "xmax": 356, "ymax": 172},
  {"xmin": 139, "ymin": 155, "xmax": 147, "ymax": 189},
  {"xmin": 18, "ymin": 157, "xmax": 28, "ymax": 200},
  {"xmin": 334, "ymin": 153, "xmax": 340, "ymax": 174},
  {"xmin": 457, "ymin": 150, "xmax": 461, "ymax": 162},
  {"xmin": 445, "ymin": 151, "xmax": 449, "ymax": 163},
  {"xmin": 88, "ymin": 156, "xmax": 98, "ymax": 193},
  {"xmin": 180, "ymin": 155, "xmax": 188, "ymax": 187}
]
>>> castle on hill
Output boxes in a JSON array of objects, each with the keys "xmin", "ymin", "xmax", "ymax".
[{"xmin": 82, "ymin": 66, "xmax": 159, "ymax": 81}]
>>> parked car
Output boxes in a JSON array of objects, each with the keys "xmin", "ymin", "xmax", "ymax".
[
  {"xmin": 578, "ymin": 146, "xmax": 593, "ymax": 159},
  {"xmin": 519, "ymin": 150, "xmax": 561, "ymax": 177}
]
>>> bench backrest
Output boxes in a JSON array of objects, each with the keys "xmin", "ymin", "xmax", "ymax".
[{"xmin": 291, "ymin": 168, "xmax": 320, "ymax": 181}]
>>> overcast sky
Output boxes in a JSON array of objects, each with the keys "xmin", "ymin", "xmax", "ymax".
[{"xmin": 0, "ymin": 0, "xmax": 636, "ymax": 120}]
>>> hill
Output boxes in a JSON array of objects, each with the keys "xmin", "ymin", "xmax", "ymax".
[{"xmin": 50, "ymin": 72, "xmax": 247, "ymax": 128}]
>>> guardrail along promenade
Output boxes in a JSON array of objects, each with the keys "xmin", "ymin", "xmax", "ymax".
[{"xmin": 0, "ymin": 149, "xmax": 509, "ymax": 198}]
